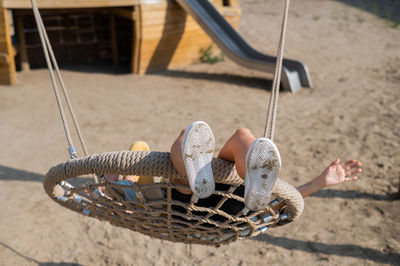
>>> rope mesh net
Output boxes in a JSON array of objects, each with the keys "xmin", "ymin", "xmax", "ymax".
[{"xmin": 44, "ymin": 151, "xmax": 304, "ymax": 246}]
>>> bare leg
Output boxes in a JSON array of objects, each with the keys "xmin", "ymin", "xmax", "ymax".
[
  {"xmin": 170, "ymin": 129, "xmax": 187, "ymax": 177},
  {"xmin": 170, "ymin": 129, "xmax": 192, "ymax": 194},
  {"xmin": 170, "ymin": 128, "xmax": 256, "ymax": 195},
  {"xmin": 218, "ymin": 128, "xmax": 256, "ymax": 179},
  {"xmin": 170, "ymin": 124, "xmax": 217, "ymax": 198}
]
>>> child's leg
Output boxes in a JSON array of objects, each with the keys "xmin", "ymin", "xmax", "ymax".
[
  {"xmin": 170, "ymin": 128, "xmax": 254, "ymax": 194},
  {"xmin": 170, "ymin": 129, "xmax": 192, "ymax": 194},
  {"xmin": 219, "ymin": 128, "xmax": 281, "ymax": 212},
  {"xmin": 170, "ymin": 129, "xmax": 187, "ymax": 178},
  {"xmin": 171, "ymin": 128, "xmax": 256, "ymax": 178},
  {"xmin": 218, "ymin": 128, "xmax": 256, "ymax": 179},
  {"xmin": 170, "ymin": 122, "xmax": 215, "ymax": 199}
]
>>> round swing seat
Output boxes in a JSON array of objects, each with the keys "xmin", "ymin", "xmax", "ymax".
[{"xmin": 44, "ymin": 150, "xmax": 304, "ymax": 246}]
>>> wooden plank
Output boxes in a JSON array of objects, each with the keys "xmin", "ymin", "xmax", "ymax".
[
  {"xmin": 141, "ymin": 47, "xmax": 204, "ymax": 61},
  {"xmin": 141, "ymin": 6, "xmax": 240, "ymax": 20},
  {"xmin": 140, "ymin": 48, "xmax": 210, "ymax": 64},
  {"xmin": 141, "ymin": 14, "xmax": 240, "ymax": 39},
  {"xmin": 142, "ymin": 22, "xmax": 201, "ymax": 35},
  {"xmin": 140, "ymin": 45, "xmax": 212, "ymax": 61},
  {"xmin": 142, "ymin": 7, "xmax": 185, "ymax": 16},
  {"xmin": 111, "ymin": 7, "xmax": 135, "ymax": 20},
  {"xmin": 141, "ymin": 8, "xmax": 240, "ymax": 27},
  {"xmin": 142, "ymin": 16, "xmax": 199, "ymax": 28},
  {"xmin": 141, "ymin": 32, "xmax": 212, "ymax": 48},
  {"xmin": 141, "ymin": 15, "xmax": 240, "ymax": 38},
  {"xmin": 132, "ymin": 5, "xmax": 141, "ymax": 74},
  {"xmin": 142, "ymin": 16, "xmax": 188, "ymax": 27},
  {"xmin": 1, "ymin": 0, "xmax": 140, "ymax": 9},
  {"xmin": 14, "ymin": 8, "xmax": 117, "ymax": 16},
  {"xmin": 139, "ymin": 51, "xmax": 202, "ymax": 73},
  {"xmin": 139, "ymin": 44, "xmax": 206, "ymax": 66},
  {"xmin": 211, "ymin": 0, "xmax": 240, "ymax": 7},
  {"xmin": 141, "ymin": 9, "xmax": 186, "ymax": 20},
  {"xmin": 139, "ymin": 35, "xmax": 217, "ymax": 73},
  {"xmin": 142, "ymin": 26, "xmax": 205, "ymax": 39},
  {"xmin": 140, "ymin": 35, "xmax": 212, "ymax": 56},
  {"xmin": 0, "ymin": 8, "xmax": 16, "ymax": 85},
  {"xmin": 140, "ymin": 38, "xmax": 215, "ymax": 59},
  {"xmin": 141, "ymin": 1, "xmax": 180, "ymax": 11},
  {"xmin": 138, "ymin": 0, "xmax": 240, "ymax": 74},
  {"xmin": 141, "ymin": 1, "xmax": 240, "ymax": 12}
]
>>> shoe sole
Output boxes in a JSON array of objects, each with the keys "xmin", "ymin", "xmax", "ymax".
[
  {"xmin": 244, "ymin": 138, "xmax": 281, "ymax": 211},
  {"xmin": 182, "ymin": 121, "xmax": 215, "ymax": 199}
]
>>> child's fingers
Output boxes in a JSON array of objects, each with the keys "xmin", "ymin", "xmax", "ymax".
[
  {"xmin": 342, "ymin": 159, "xmax": 356, "ymax": 167},
  {"xmin": 350, "ymin": 161, "xmax": 362, "ymax": 168},
  {"xmin": 353, "ymin": 168, "xmax": 362, "ymax": 174},
  {"xmin": 345, "ymin": 168, "xmax": 362, "ymax": 176},
  {"xmin": 343, "ymin": 160, "xmax": 362, "ymax": 169},
  {"xmin": 333, "ymin": 158, "xmax": 341, "ymax": 166},
  {"xmin": 344, "ymin": 176, "xmax": 358, "ymax": 182}
]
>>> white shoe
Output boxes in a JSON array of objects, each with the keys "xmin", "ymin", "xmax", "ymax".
[
  {"xmin": 244, "ymin": 138, "xmax": 281, "ymax": 211},
  {"xmin": 182, "ymin": 121, "xmax": 215, "ymax": 200}
]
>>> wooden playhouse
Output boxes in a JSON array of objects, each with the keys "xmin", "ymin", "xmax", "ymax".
[{"xmin": 0, "ymin": 0, "xmax": 241, "ymax": 85}]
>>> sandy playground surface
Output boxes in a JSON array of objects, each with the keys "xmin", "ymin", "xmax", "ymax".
[{"xmin": 1, "ymin": 0, "xmax": 400, "ymax": 265}]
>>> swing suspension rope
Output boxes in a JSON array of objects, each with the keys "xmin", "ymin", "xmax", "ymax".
[
  {"xmin": 31, "ymin": 0, "xmax": 99, "ymax": 183},
  {"xmin": 264, "ymin": 0, "xmax": 290, "ymax": 141},
  {"xmin": 30, "ymin": 0, "xmax": 97, "ymax": 183},
  {"xmin": 31, "ymin": 0, "xmax": 289, "ymax": 162},
  {"xmin": 33, "ymin": 0, "xmax": 304, "ymax": 246}
]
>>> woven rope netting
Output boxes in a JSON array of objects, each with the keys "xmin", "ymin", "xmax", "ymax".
[{"xmin": 44, "ymin": 151, "xmax": 304, "ymax": 246}]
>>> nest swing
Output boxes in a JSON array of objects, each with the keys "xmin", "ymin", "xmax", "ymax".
[
  {"xmin": 31, "ymin": 0, "xmax": 305, "ymax": 246},
  {"xmin": 45, "ymin": 151, "xmax": 304, "ymax": 245}
]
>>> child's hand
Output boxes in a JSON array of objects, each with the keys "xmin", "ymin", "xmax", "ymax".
[{"xmin": 318, "ymin": 158, "xmax": 362, "ymax": 188}]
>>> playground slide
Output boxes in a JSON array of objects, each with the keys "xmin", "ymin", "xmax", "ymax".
[{"xmin": 175, "ymin": 0, "xmax": 312, "ymax": 92}]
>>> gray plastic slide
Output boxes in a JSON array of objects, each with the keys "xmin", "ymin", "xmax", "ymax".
[{"xmin": 175, "ymin": 0, "xmax": 312, "ymax": 92}]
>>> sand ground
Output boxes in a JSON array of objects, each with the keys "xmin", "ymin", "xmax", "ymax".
[{"xmin": 1, "ymin": 0, "xmax": 400, "ymax": 265}]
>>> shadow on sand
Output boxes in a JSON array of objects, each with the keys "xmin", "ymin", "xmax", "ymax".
[
  {"xmin": 310, "ymin": 188, "xmax": 397, "ymax": 201},
  {"xmin": 152, "ymin": 69, "xmax": 274, "ymax": 91},
  {"xmin": 0, "ymin": 165, "xmax": 91, "ymax": 188},
  {"xmin": 30, "ymin": 63, "xmax": 275, "ymax": 92},
  {"xmin": 0, "ymin": 165, "xmax": 43, "ymax": 182},
  {"xmin": 0, "ymin": 241, "xmax": 82, "ymax": 266},
  {"xmin": 2, "ymin": 165, "xmax": 398, "ymax": 265},
  {"xmin": 46, "ymin": 62, "xmax": 131, "ymax": 75},
  {"xmin": 334, "ymin": 0, "xmax": 400, "ymax": 23},
  {"xmin": 253, "ymin": 235, "xmax": 400, "ymax": 265}
]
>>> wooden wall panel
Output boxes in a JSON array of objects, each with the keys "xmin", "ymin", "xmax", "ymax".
[
  {"xmin": 138, "ymin": 1, "xmax": 241, "ymax": 74},
  {"xmin": 0, "ymin": 0, "xmax": 240, "ymax": 83},
  {"xmin": 1, "ymin": 0, "xmax": 140, "ymax": 9}
]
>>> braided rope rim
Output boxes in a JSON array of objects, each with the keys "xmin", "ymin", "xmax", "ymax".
[{"xmin": 43, "ymin": 151, "xmax": 304, "ymax": 245}]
